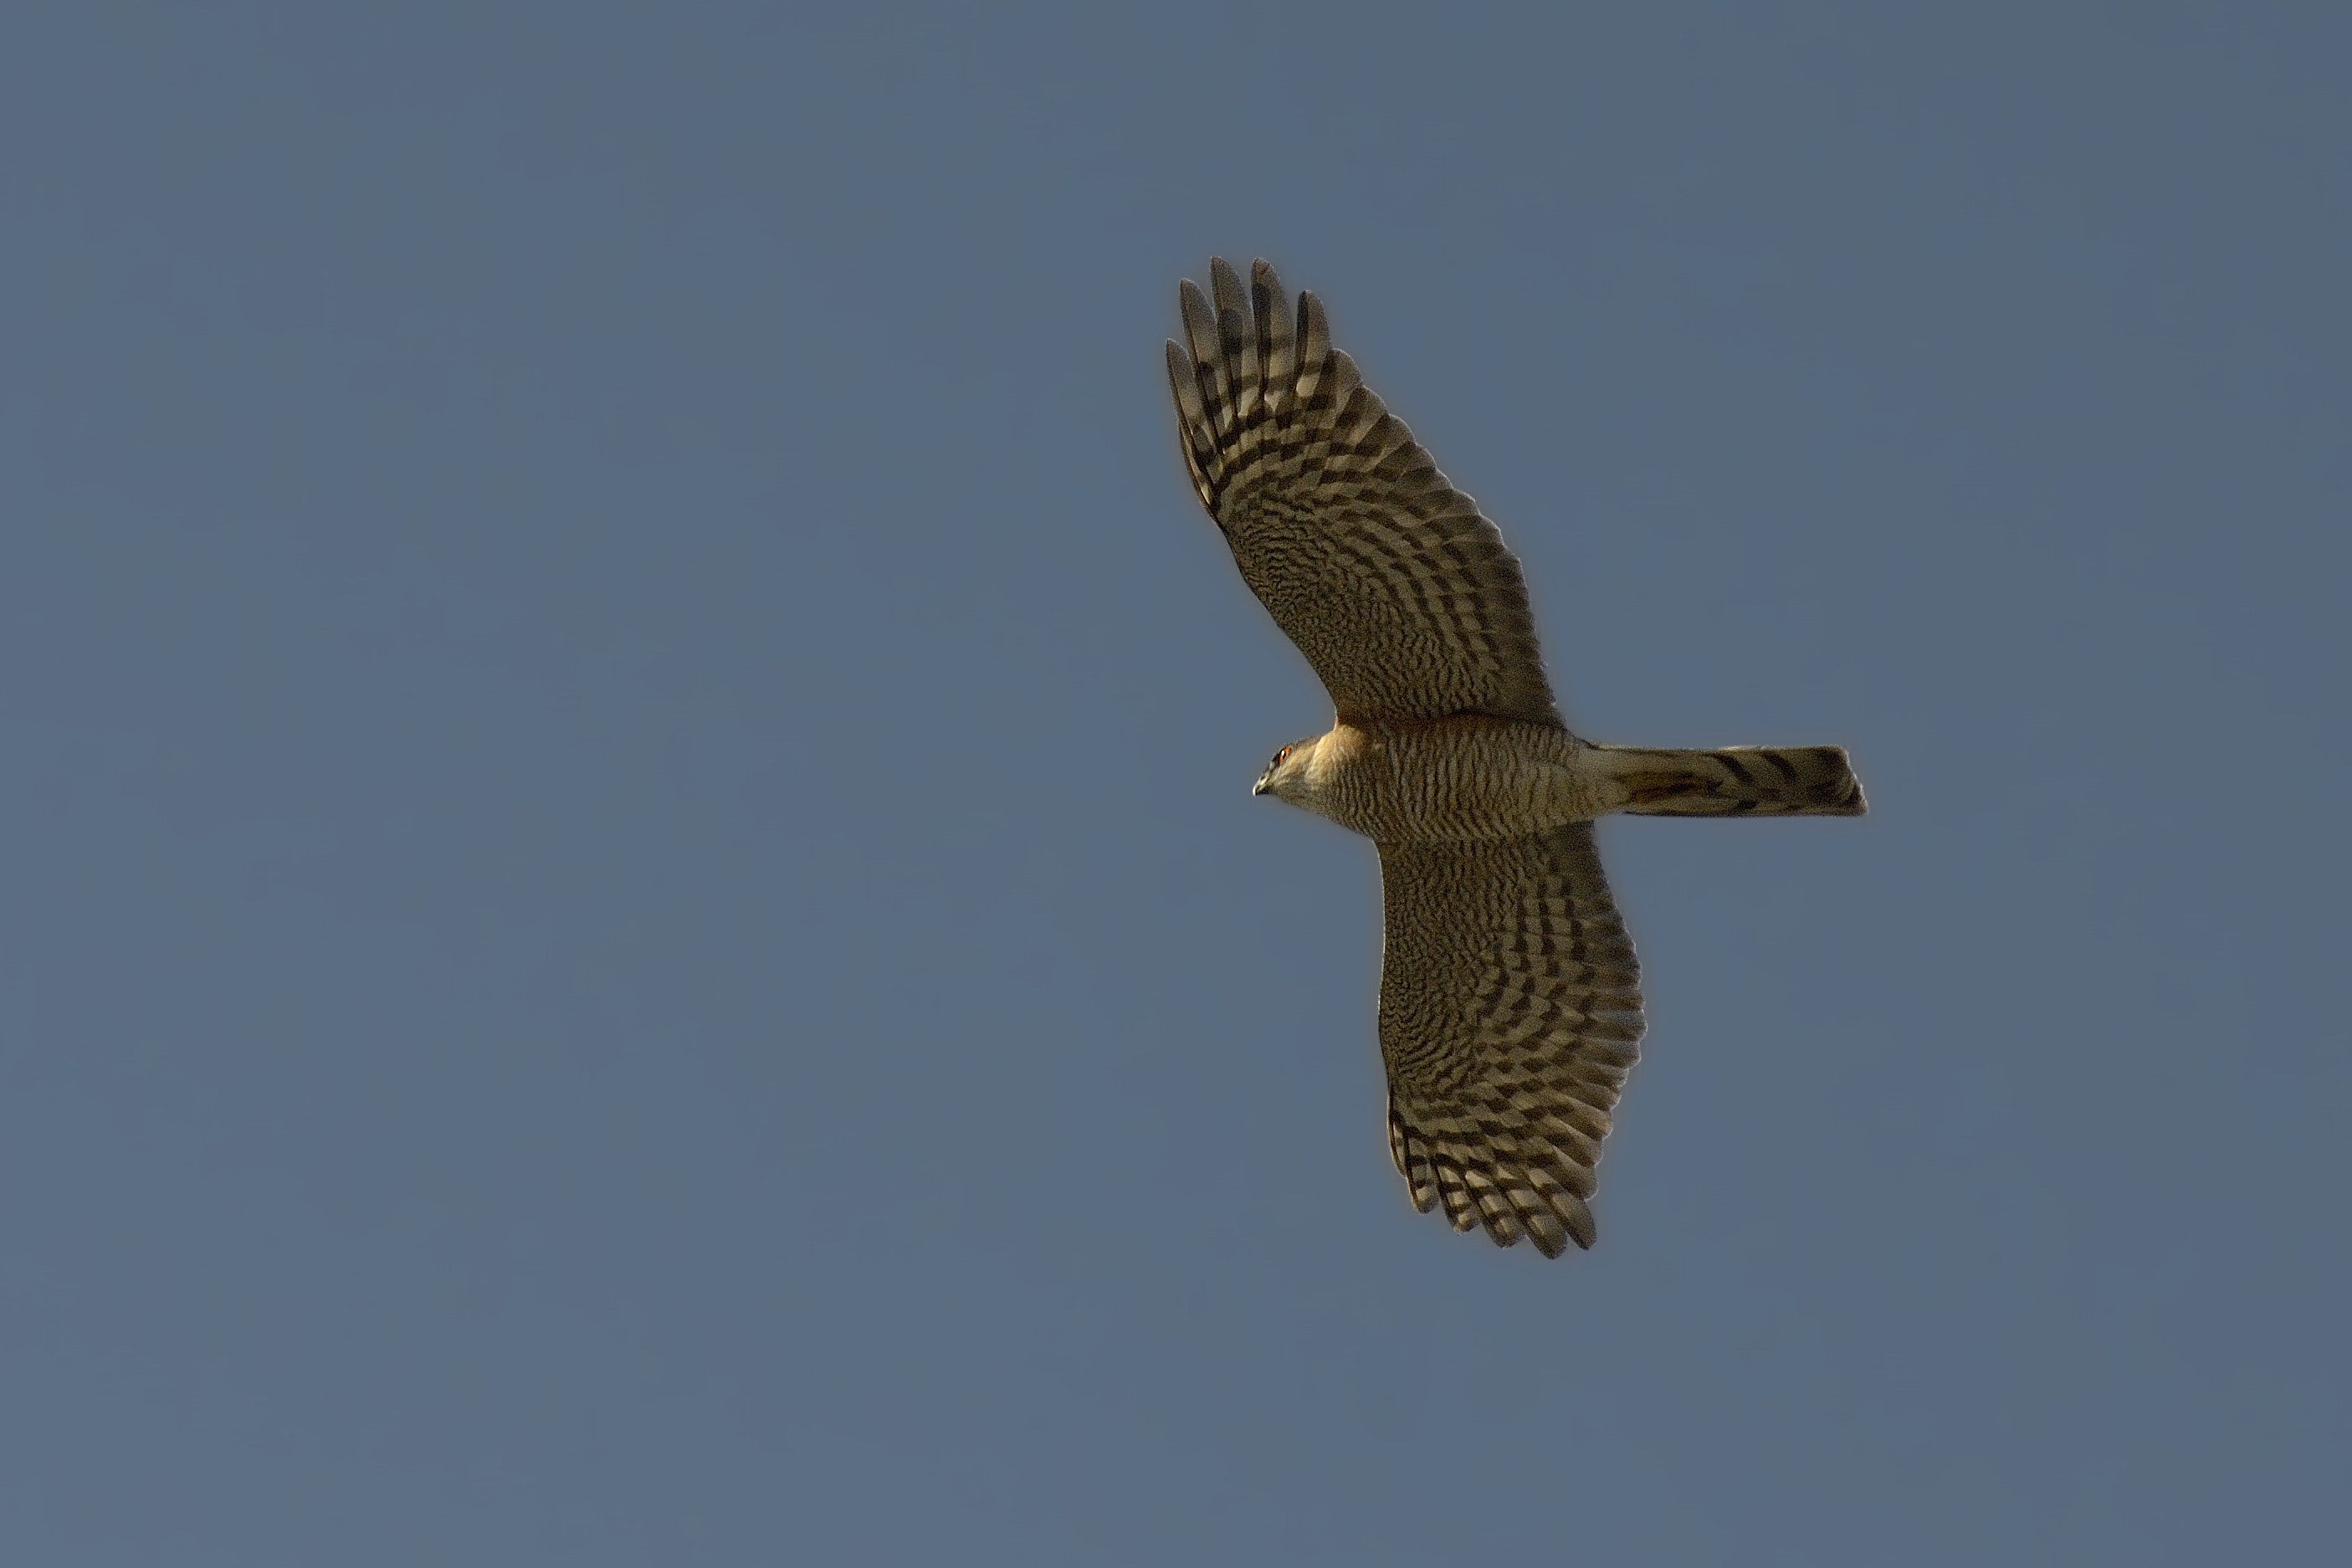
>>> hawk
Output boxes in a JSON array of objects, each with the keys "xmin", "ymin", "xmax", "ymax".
[{"xmin": 1166, "ymin": 258, "xmax": 1865, "ymax": 1257}]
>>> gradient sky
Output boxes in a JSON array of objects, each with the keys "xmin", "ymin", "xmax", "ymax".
[{"xmin": 7, "ymin": 5, "xmax": 2347, "ymax": 1564}]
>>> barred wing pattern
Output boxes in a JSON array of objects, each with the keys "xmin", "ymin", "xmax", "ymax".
[
  {"xmin": 1377, "ymin": 826, "xmax": 1646, "ymax": 1255},
  {"xmin": 1165, "ymin": 258, "xmax": 1560, "ymax": 725}
]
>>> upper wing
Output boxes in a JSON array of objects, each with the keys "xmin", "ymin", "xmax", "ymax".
[
  {"xmin": 1376, "ymin": 825, "xmax": 1646, "ymax": 1256},
  {"xmin": 1166, "ymin": 259, "xmax": 1560, "ymax": 726}
]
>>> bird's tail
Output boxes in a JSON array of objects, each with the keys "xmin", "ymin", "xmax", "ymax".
[{"xmin": 1597, "ymin": 745, "xmax": 1866, "ymax": 817}]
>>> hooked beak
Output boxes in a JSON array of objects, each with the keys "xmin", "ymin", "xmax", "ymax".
[{"xmin": 1251, "ymin": 776, "xmax": 1269, "ymax": 797}]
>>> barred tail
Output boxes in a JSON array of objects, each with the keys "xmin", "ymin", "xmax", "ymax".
[{"xmin": 1600, "ymin": 745, "xmax": 1866, "ymax": 817}]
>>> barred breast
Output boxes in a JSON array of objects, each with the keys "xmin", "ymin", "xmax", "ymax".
[{"xmin": 1313, "ymin": 718, "xmax": 1615, "ymax": 843}]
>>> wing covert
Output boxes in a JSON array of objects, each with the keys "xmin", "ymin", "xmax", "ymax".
[{"xmin": 1166, "ymin": 258, "xmax": 1561, "ymax": 725}]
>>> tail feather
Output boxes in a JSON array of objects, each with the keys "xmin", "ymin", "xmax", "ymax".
[{"xmin": 1601, "ymin": 745, "xmax": 1866, "ymax": 817}]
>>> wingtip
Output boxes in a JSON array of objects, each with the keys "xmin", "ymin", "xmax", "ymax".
[{"xmin": 1523, "ymin": 1194, "xmax": 1596, "ymax": 1256}]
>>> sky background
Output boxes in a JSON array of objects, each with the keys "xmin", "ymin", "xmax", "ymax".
[{"xmin": 5, "ymin": 4, "xmax": 2347, "ymax": 1563}]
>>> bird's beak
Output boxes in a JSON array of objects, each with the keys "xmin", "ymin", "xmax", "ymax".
[{"xmin": 1251, "ymin": 777, "xmax": 1268, "ymax": 797}]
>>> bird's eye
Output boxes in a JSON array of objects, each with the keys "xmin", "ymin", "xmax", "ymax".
[{"xmin": 1274, "ymin": 746, "xmax": 1292, "ymax": 766}]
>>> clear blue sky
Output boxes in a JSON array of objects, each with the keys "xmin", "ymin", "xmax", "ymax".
[{"xmin": 6, "ymin": 4, "xmax": 2346, "ymax": 1563}]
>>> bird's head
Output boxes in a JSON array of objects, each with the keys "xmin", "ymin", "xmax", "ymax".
[{"xmin": 1252, "ymin": 736, "xmax": 1323, "ymax": 807}]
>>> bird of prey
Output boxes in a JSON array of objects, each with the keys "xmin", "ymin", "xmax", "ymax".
[{"xmin": 1166, "ymin": 257, "xmax": 1865, "ymax": 1257}]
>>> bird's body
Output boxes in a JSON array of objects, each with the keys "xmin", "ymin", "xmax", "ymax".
[
  {"xmin": 1166, "ymin": 258, "xmax": 1864, "ymax": 1256},
  {"xmin": 1266, "ymin": 718, "xmax": 1615, "ymax": 841},
  {"xmin": 1263, "ymin": 718, "xmax": 1863, "ymax": 841}
]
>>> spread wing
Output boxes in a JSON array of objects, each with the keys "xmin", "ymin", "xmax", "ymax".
[
  {"xmin": 1376, "ymin": 825, "xmax": 1646, "ymax": 1256},
  {"xmin": 1166, "ymin": 259, "xmax": 1560, "ymax": 726}
]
